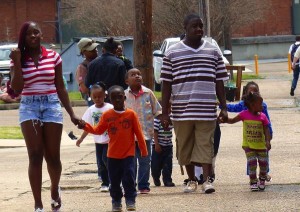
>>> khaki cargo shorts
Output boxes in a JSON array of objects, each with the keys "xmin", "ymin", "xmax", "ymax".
[{"xmin": 173, "ymin": 120, "xmax": 215, "ymax": 165}]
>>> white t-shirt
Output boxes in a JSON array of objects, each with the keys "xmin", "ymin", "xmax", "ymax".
[{"xmin": 82, "ymin": 103, "xmax": 113, "ymax": 144}]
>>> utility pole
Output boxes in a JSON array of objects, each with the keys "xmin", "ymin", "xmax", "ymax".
[
  {"xmin": 133, "ymin": 0, "xmax": 153, "ymax": 90},
  {"xmin": 44, "ymin": 0, "xmax": 75, "ymax": 52},
  {"xmin": 199, "ymin": 0, "xmax": 210, "ymax": 37},
  {"xmin": 57, "ymin": 0, "xmax": 63, "ymax": 51},
  {"xmin": 205, "ymin": 0, "xmax": 210, "ymax": 37}
]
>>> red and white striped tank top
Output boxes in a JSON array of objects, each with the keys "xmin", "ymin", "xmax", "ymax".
[{"xmin": 10, "ymin": 46, "xmax": 62, "ymax": 96}]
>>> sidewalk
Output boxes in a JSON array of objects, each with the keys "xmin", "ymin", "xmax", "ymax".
[{"xmin": 1, "ymin": 61, "xmax": 300, "ymax": 212}]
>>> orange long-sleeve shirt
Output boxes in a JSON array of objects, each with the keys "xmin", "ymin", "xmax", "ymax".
[{"xmin": 84, "ymin": 108, "xmax": 148, "ymax": 159}]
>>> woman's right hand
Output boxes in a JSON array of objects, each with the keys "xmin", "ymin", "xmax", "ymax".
[{"xmin": 9, "ymin": 48, "xmax": 21, "ymax": 64}]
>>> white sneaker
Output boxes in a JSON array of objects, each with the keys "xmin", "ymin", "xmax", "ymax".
[
  {"xmin": 202, "ymin": 178, "xmax": 215, "ymax": 194},
  {"xmin": 34, "ymin": 208, "xmax": 44, "ymax": 212},
  {"xmin": 183, "ymin": 180, "xmax": 197, "ymax": 193},
  {"xmin": 100, "ymin": 185, "xmax": 109, "ymax": 192}
]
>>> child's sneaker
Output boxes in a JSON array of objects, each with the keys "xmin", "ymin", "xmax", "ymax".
[
  {"xmin": 164, "ymin": 181, "xmax": 175, "ymax": 187},
  {"xmin": 258, "ymin": 178, "xmax": 266, "ymax": 191},
  {"xmin": 202, "ymin": 177, "xmax": 215, "ymax": 194},
  {"xmin": 34, "ymin": 208, "xmax": 44, "ymax": 212},
  {"xmin": 126, "ymin": 203, "xmax": 136, "ymax": 211},
  {"xmin": 100, "ymin": 185, "xmax": 109, "ymax": 192},
  {"xmin": 112, "ymin": 203, "xmax": 122, "ymax": 212},
  {"xmin": 197, "ymin": 174, "xmax": 204, "ymax": 185},
  {"xmin": 153, "ymin": 178, "xmax": 161, "ymax": 186},
  {"xmin": 250, "ymin": 182, "xmax": 259, "ymax": 191},
  {"xmin": 183, "ymin": 180, "xmax": 197, "ymax": 193},
  {"xmin": 139, "ymin": 188, "xmax": 150, "ymax": 194}
]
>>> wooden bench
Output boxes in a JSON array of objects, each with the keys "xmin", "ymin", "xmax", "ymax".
[{"xmin": 225, "ymin": 65, "xmax": 245, "ymax": 101}]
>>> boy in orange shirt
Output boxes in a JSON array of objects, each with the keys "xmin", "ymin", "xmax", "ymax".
[{"xmin": 79, "ymin": 85, "xmax": 147, "ymax": 212}]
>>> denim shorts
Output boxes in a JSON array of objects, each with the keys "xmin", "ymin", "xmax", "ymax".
[{"xmin": 19, "ymin": 93, "xmax": 63, "ymax": 124}]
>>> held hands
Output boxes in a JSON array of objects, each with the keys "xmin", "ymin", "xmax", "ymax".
[
  {"xmin": 77, "ymin": 119, "xmax": 86, "ymax": 129},
  {"xmin": 217, "ymin": 108, "xmax": 228, "ymax": 123},
  {"xmin": 70, "ymin": 114, "xmax": 85, "ymax": 129}
]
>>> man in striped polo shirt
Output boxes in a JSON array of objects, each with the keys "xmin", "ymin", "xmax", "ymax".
[{"xmin": 160, "ymin": 14, "xmax": 228, "ymax": 194}]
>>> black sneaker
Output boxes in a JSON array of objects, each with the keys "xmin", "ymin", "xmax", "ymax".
[
  {"xmin": 164, "ymin": 181, "xmax": 175, "ymax": 187},
  {"xmin": 183, "ymin": 178, "xmax": 190, "ymax": 186},
  {"xmin": 209, "ymin": 173, "xmax": 215, "ymax": 183},
  {"xmin": 112, "ymin": 203, "xmax": 122, "ymax": 212},
  {"xmin": 153, "ymin": 178, "xmax": 161, "ymax": 186},
  {"xmin": 197, "ymin": 174, "xmax": 204, "ymax": 185},
  {"xmin": 290, "ymin": 88, "xmax": 295, "ymax": 96}
]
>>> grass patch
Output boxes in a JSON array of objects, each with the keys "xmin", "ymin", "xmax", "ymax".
[
  {"xmin": 68, "ymin": 92, "xmax": 83, "ymax": 101},
  {"xmin": 0, "ymin": 126, "xmax": 23, "ymax": 139},
  {"xmin": 68, "ymin": 91, "xmax": 163, "ymax": 101},
  {"xmin": 232, "ymin": 73, "xmax": 264, "ymax": 81},
  {"xmin": 154, "ymin": 91, "xmax": 161, "ymax": 100}
]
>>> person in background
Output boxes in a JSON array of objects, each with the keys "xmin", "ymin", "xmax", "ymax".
[
  {"xmin": 125, "ymin": 68, "xmax": 162, "ymax": 194},
  {"xmin": 115, "ymin": 41, "xmax": 133, "ymax": 71},
  {"xmin": 76, "ymin": 82, "xmax": 113, "ymax": 192},
  {"xmin": 79, "ymin": 85, "xmax": 147, "ymax": 212},
  {"xmin": 75, "ymin": 38, "xmax": 99, "ymax": 106},
  {"xmin": 224, "ymin": 92, "xmax": 271, "ymax": 191},
  {"xmin": 291, "ymin": 36, "xmax": 300, "ymax": 96},
  {"xmin": 85, "ymin": 37, "xmax": 127, "ymax": 102},
  {"xmin": 9, "ymin": 21, "xmax": 81, "ymax": 212},
  {"xmin": 0, "ymin": 77, "xmax": 21, "ymax": 103}
]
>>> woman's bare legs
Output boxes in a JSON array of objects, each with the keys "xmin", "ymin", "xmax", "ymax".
[
  {"xmin": 22, "ymin": 120, "xmax": 44, "ymax": 209},
  {"xmin": 22, "ymin": 121, "xmax": 63, "ymax": 209},
  {"xmin": 43, "ymin": 122, "xmax": 63, "ymax": 201}
]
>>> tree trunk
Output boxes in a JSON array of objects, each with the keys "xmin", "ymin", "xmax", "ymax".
[{"xmin": 133, "ymin": 0, "xmax": 153, "ymax": 90}]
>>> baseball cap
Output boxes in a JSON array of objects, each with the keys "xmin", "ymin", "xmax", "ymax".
[{"xmin": 77, "ymin": 38, "xmax": 99, "ymax": 53}]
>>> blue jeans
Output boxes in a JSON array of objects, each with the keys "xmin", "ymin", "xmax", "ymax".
[
  {"xmin": 107, "ymin": 156, "xmax": 136, "ymax": 205},
  {"xmin": 135, "ymin": 139, "xmax": 152, "ymax": 190},
  {"xmin": 19, "ymin": 94, "xmax": 63, "ymax": 124},
  {"xmin": 151, "ymin": 145, "xmax": 173, "ymax": 184},
  {"xmin": 292, "ymin": 65, "xmax": 300, "ymax": 89},
  {"xmin": 95, "ymin": 143, "xmax": 109, "ymax": 186}
]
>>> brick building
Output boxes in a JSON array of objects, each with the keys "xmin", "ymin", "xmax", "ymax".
[
  {"xmin": 0, "ymin": 0, "xmax": 57, "ymax": 43},
  {"xmin": 0, "ymin": 0, "xmax": 298, "ymax": 44},
  {"xmin": 231, "ymin": 0, "xmax": 297, "ymax": 37}
]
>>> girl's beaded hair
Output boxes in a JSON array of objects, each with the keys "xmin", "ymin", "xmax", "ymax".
[
  {"xmin": 244, "ymin": 92, "xmax": 263, "ymax": 109},
  {"xmin": 90, "ymin": 81, "xmax": 106, "ymax": 92},
  {"xmin": 242, "ymin": 81, "xmax": 259, "ymax": 100}
]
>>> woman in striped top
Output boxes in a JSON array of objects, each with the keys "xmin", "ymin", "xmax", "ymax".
[{"xmin": 9, "ymin": 21, "xmax": 81, "ymax": 212}]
